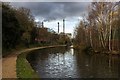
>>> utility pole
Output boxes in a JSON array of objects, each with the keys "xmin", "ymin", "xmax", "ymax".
[
  {"xmin": 63, "ymin": 19, "xmax": 65, "ymax": 34},
  {"xmin": 58, "ymin": 22, "xmax": 59, "ymax": 34}
]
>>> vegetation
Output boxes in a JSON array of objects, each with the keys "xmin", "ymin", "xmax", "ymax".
[
  {"xmin": 2, "ymin": 2, "xmax": 71, "ymax": 57},
  {"xmin": 16, "ymin": 51, "xmax": 39, "ymax": 78},
  {"xmin": 2, "ymin": 3, "xmax": 22, "ymax": 51},
  {"xmin": 2, "ymin": 3, "xmax": 71, "ymax": 78},
  {"xmin": 74, "ymin": 2, "xmax": 120, "ymax": 54},
  {"xmin": 2, "ymin": 3, "xmax": 37, "ymax": 56}
]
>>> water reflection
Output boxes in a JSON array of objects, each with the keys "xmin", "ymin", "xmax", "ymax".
[{"xmin": 27, "ymin": 47, "xmax": 120, "ymax": 78}]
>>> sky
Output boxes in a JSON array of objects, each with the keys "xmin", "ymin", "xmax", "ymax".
[{"xmin": 10, "ymin": 2, "xmax": 91, "ymax": 36}]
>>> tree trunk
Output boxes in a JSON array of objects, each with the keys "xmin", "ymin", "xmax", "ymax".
[
  {"xmin": 90, "ymin": 30, "xmax": 93, "ymax": 48},
  {"xmin": 109, "ymin": 24, "xmax": 112, "ymax": 51}
]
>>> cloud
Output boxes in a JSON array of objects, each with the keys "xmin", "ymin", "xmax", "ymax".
[{"xmin": 10, "ymin": 2, "xmax": 90, "ymax": 21}]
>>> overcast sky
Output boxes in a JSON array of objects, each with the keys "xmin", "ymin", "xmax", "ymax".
[{"xmin": 10, "ymin": 2, "xmax": 90, "ymax": 36}]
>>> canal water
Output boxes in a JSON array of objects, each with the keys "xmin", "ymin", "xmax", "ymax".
[{"xmin": 27, "ymin": 47, "xmax": 120, "ymax": 78}]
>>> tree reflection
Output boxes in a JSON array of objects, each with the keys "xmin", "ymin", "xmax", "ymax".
[{"xmin": 27, "ymin": 47, "xmax": 120, "ymax": 78}]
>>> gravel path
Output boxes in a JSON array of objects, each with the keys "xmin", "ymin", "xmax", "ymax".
[{"xmin": 2, "ymin": 45, "xmax": 66, "ymax": 78}]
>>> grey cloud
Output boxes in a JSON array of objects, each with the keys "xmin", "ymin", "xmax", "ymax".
[{"xmin": 11, "ymin": 2, "xmax": 90, "ymax": 21}]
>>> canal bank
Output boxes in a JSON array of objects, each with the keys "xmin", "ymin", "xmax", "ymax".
[
  {"xmin": 27, "ymin": 47, "xmax": 120, "ymax": 78},
  {"xmin": 2, "ymin": 45, "xmax": 66, "ymax": 78}
]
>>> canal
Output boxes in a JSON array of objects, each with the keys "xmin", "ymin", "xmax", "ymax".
[{"xmin": 27, "ymin": 47, "xmax": 120, "ymax": 78}]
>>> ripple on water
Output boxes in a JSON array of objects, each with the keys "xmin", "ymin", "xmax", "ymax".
[{"xmin": 27, "ymin": 47, "xmax": 120, "ymax": 78}]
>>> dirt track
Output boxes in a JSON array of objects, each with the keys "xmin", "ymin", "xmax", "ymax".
[
  {"xmin": 2, "ymin": 45, "xmax": 66, "ymax": 78},
  {"xmin": 2, "ymin": 53, "xmax": 18, "ymax": 78}
]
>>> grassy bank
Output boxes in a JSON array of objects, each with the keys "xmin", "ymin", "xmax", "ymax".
[
  {"xmin": 16, "ymin": 51, "xmax": 39, "ymax": 78},
  {"xmin": 3, "ymin": 43, "xmax": 64, "ymax": 57},
  {"xmin": 16, "ymin": 45, "xmax": 66, "ymax": 78},
  {"xmin": 3, "ymin": 43, "xmax": 43, "ymax": 57}
]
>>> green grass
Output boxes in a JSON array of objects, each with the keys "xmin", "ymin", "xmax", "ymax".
[{"xmin": 16, "ymin": 52, "xmax": 39, "ymax": 78}]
